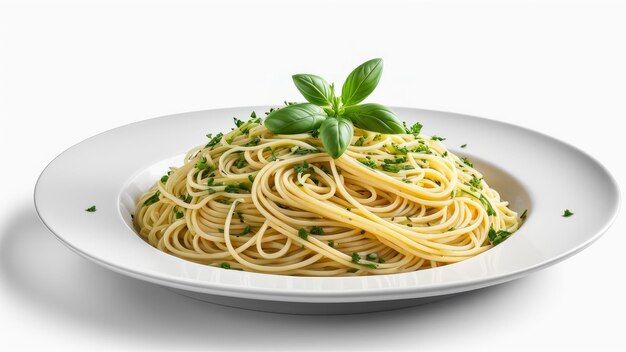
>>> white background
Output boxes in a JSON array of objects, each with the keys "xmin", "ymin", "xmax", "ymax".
[{"xmin": 1, "ymin": 0, "xmax": 624, "ymax": 351}]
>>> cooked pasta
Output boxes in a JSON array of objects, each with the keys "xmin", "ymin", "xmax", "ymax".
[{"xmin": 133, "ymin": 113, "xmax": 520, "ymax": 276}]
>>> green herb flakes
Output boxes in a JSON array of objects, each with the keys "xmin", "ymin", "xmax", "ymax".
[
  {"xmin": 461, "ymin": 157, "xmax": 474, "ymax": 168},
  {"xmin": 358, "ymin": 159, "xmax": 377, "ymax": 169},
  {"xmin": 298, "ymin": 228, "xmax": 308, "ymax": 240},
  {"xmin": 143, "ymin": 191, "xmax": 161, "ymax": 206},
  {"xmin": 310, "ymin": 226, "xmax": 324, "ymax": 235},
  {"xmin": 488, "ymin": 227, "xmax": 512, "ymax": 246}
]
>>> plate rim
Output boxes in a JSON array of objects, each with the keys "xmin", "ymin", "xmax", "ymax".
[{"xmin": 33, "ymin": 105, "xmax": 621, "ymax": 303}]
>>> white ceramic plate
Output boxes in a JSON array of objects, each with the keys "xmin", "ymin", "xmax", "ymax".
[{"xmin": 34, "ymin": 106, "xmax": 620, "ymax": 314}]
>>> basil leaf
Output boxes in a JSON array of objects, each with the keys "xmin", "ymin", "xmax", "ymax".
[
  {"xmin": 319, "ymin": 117, "xmax": 353, "ymax": 158},
  {"xmin": 342, "ymin": 103, "xmax": 404, "ymax": 134},
  {"xmin": 292, "ymin": 74, "xmax": 333, "ymax": 106},
  {"xmin": 341, "ymin": 58, "xmax": 383, "ymax": 106},
  {"xmin": 264, "ymin": 103, "xmax": 327, "ymax": 134}
]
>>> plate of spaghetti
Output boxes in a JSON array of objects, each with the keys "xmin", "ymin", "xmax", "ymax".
[{"xmin": 34, "ymin": 60, "xmax": 619, "ymax": 314}]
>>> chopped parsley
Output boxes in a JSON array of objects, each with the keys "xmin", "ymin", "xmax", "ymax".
[
  {"xmin": 224, "ymin": 183, "xmax": 250, "ymax": 193},
  {"xmin": 479, "ymin": 194, "xmax": 497, "ymax": 216},
  {"xmin": 310, "ymin": 226, "xmax": 324, "ymax": 235},
  {"xmin": 143, "ymin": 191, "xmax": 161, "ymax": 206},
  {"xmin": 195, "ymin": 157, "xmax": 210, "ymax": 170},
  {"xmin": 381, "ymin": 163, "xmax": 413, "ymax": 173},
  {"xmin": 234, "ymin": 154, "xmax": 248, "ymax": 168},
  {"xmin": 85, "ymin": 205, "xmax": 97, "ymax": 212},
  {"xmin": 412, "ymin": 144, "xmax": 431, "ymax": 154},
  {"xmin": 442, "ymin": 151, "xmax": 448, "ymax": 157},
  {"xmin": 160, "ymin": 175, "xmax": 169, "ymax": 183},
  {"xmin": 268, "ymin": 148, "xmax": 278, "ymax": 161},
  {"xmin": 468, "ymin": 174, "xmax": 483, "ymax": 190},
  {"xmin": 240, "ymin": 224, "xmax": 251, "ymax": 236},
  {"xmin": 563, "ymin": 209, "xmax": 574, "ymax": 217},
  {"xmin": 391, "ymin": 143, "xmax": 409, "ymax": 154},
  {"xmin": 173, "ymin": 207, "xmax": 184, "ymax": 219},
  {"xmin": 404, "ymin": 121, "xmax": 423, "ymax": 136},
  {"xmin": 378, "ymin": 258, "xmax": 386, "ymax": 264},
  {"xmin": 383, "ymin": 156, "xmax": 407, "ymax": 164},
  {"xmin": 350, "ymin": 252, "xmax": 379, "ymax": 269},
  {"xmin": 488, "ymin": 227, "xmax": 512, "ymax": 246},
  {"xmin": 461, "ymin": 144, "xmax": 467, "ymax": 148},
  {"xmin": 208, "ymin": 188, "xmax": 216, "ymax": 195},
  {"xmin": 354, "ymin": 136, "xmax": 366, "ymax": 146},
  {"xmin": 248, "ymin": 174, "xmax": 256, "ymax": 183},
  {"xmin": 244, "ymin": 135, "xmax": 261, "ymax": 146},
  {"xmin": 298, "ymin": 228, "xmax": 308, "ymax": 240},
  {"xmin": 205, "ymin": 132, "xmax": 223, "ymax": 149},
  {"xmin": 327, "ymin": 240, "xmax": 335, "ymax": 247},
  {"xmin": 431, "ymin": 135, "xmax": 446, "ymax": 141},
  {"xmin": 373, "ymin": 134, "xmax": 382, "ymax": 141},
  {"xmin": 179, "ymin": 194, "xmax": 192, "ymax": 203},
  {"xmin": 294, "ymin": 162, "xmax": 313, "ymax": 174},
  {"xmin": 520, "ymin": 209, "xmax": 528, "ymax": 220},
  {"xmin": 461, "ymin": 157, "xmax": 474, "ymax": 168},
  {"xmin": 220, "ymin": 262, "xmax": 231, "ymax": 269},
  {"xmin": 366, "ymin": 253, "xmax": 378, "ymax": 261},
  {"xmin": 293, "ymin": 146, "xmax": 320, "ymax": 155},
  {"xmin": 358, "ymin": 159, "xmax": 377, "ymax": 169},
  {"xmin": 233, "ymin": 117, "xmax": 244, "ymax": 127}
]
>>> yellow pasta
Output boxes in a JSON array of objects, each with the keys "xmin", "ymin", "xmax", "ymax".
[{"xmin": 134, "ymin": 116, "xmax": 520, "ymax": 276}]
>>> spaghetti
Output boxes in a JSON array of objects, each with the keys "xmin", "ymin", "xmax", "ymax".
[{"xmin": 133, "ymin": 113, "xmax": 520, "ymax": 276}]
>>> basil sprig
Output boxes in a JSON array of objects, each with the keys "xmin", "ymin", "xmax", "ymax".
[
  {"xmin": 264, "ymin": 58, "xmax": 404, "ymax": 158},
  {"xmin": 341, "ymin": 58, "xmax": 384, "ymax": 106},
  {"xmin": 263, "ymin": 103, "xmax": 327, "ymax": 134},
  {"xmin": 319, "ymin": 117, "xmax": 354, "ymax": 159}
]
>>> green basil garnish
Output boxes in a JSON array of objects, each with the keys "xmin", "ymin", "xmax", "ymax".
[
  {"xmin": 342, "ymin": 103, "xmax": 404, "ymax": 134},
  {"xmin": 264, "ymin": 58, "xmax": 412, "ymax": 158},
  {"xmin": 264, "ymin": 103, "xmax": 326, "ymax": 134},
  {"xmin": 341, "ymin": 58, "xmax": 384, "ymax": 106},
  {"xmin": 319, "ymin": 117, "xmax": 354, "ymax": 159},
  {"xmin": 292, "ymin": 74, "xmax": 333, "ymax": 107}
]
